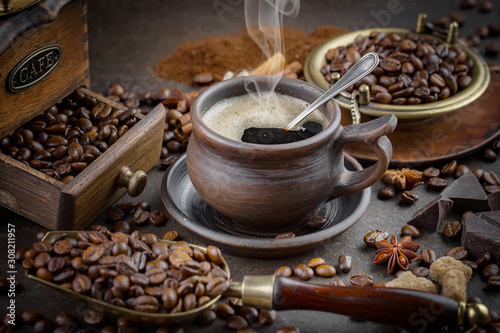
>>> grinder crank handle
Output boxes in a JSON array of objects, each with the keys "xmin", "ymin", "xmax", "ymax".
[{"xmin": 226, "ymin": 275, "xmax": 490, "ymax": 329}]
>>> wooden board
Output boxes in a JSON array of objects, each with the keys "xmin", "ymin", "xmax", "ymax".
[{"xmin": 0, "ymin": 0, "xmax": 89, "ymax": 139}]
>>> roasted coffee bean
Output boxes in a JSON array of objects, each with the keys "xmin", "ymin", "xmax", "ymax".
[
  {"xmin": 306, "ymin": 215, "xmax": 327, "ymax": 228},
  {"xmin": 207, "ymin": 245, "xmax": 224, "ymax": 265},
  {"xmin": 197, "ymin": 310, "xmax": 217, "ymax": 325},
  {"xmin": 445, "ymin": 246, "xmax": 468, "ymax": 261},
  {"xmin": 183, "ymin": 293, "xmax": 197, "ymax": 311},
  {"xmin": 36, "ymin": 267, "xmax": 53, "ymax": 281},
  {"xmin": 134, "ymin": 295, "xmax": 159, "ymax": 313},
  {"xmin": 275, "ymin": 266, "xmax": 293, "ymax": 277},
  {"xmin": 337, "ymin": 254, "xmax": 352, "ymax": 273},
  {"xmin": 33, "ymin": 319, "xmax": 55, "ymax": 333},
  {"xmin": 15, "ymin": 248, "xmax": 28, "ymax": 262},
  {"xmin": 217, "ymin": 303, "xmax": 236, "ymax": 319},
  {"xmin": 350, "ymin": 274, "xmax": 374, "ymax": 286},
  {"xmin": 113, "ymin": 275, "xmax": 130, "ymax": 291},
  {"xmin": 106, "ymin": 207, "xmax": 124, "ymax": 221},
  {"xmin": 420, "ymin": 249, "xmax": 437, "ymax": 267},
  {"xmin": 82, "ymin": 245, "xmax": 103, "ymax": 263},
  {"xmin": 364, "ymin": 229, "xmax": 389, "ymax": 247},
  {"xmin": 160, "ymin": 155, "xmax": 179, "ymax": 169},
  {"xmin": 33, "ymin": 241, "xmax": 52, "ymax": 252},
  {"xmin": 293, "ymin": 264, "xmax": 314, "ymax": 280},
  {"xmin": 258, "ymin": 309, "xmax": 277, "ymax": 325},
  {"xmin": 441, "ymin": 160, "xmax": 457, "ymax": 176},
  {"xmin": 486, "ymin": 42, "xmax": 500, "ymax": 55},
  {"xmin": 115, "ymin": 202, "xmax": 136, "ymax": 213},
  {"xmin": 412, "ymin": 266, "xmax": 429, "ymax": 277},
  {"xmin": 34, "ymin": 252, "xmax": 51, "ymax": 268},
  {"xmin": 401, "ymin": 225, "xmax": 420, "ymax": 238},
  {"xmin": 479, "ymin": 0, "xmax": 493, "ymax": 12},
  {"xmin": 132, "ymin": 209, "xmax": 149, "ymax": 226},
  {"xmin": 472, "ymin": 168, "xmax": 485, "ymax": 180},
  {"xmin": 483, "ymin": 171, "xmax": 500, "ymax": 185},
  {"xmin": 162, "ymin": 230, "xmax": 179, "ymax": 241},
  {"xmin": 206, "ymin": 276, "xmax": 229, "ymax": 298},
  {"xmin": 378, "ymin": 186, "xmax": 396, "ymax": 199},
  {"xmin": 113, "ymin": 220, "xmax": 132, "ymax": 234},
  {"xmin": 461, "ymin": 0, "xmax": 477, "ymax": 8},
  {"xmin": 306, "ymin": 258, "xmax": 325, "ymax": 268},
  {"xmin": 427, "ymin": 177, "xmax": 448, "ymax": 191},
  {"xmin": 73, "ymin": 274, "xmax": 92, "ymax": 293},
  {"xmin": 53, "ymin": 267, "xmax": 75, "ymax": 284},
  {"xmin": 316, "ymin": 265, "xmax": 337, "ymax": 277},
  {"xmin": 160, "ymin": 287, "xmax": 178, "ymax": 310},
  {"xmin": 21, "ymin": 311, "xmax": 44, "ymax": 324},
  {"xmin": 454, "ymin": 165, "xmax": 470, "ymax": 178},
  {"xmin": 166, "ymin": 140, "xmax": 183, "ymax": 153},
  {"xmin": 485, "ymin": 276, "xmax": 500, "ymax": 291},
  {"xmin": 476, "ymin": 252, "xmax": 491, "ymax": 269},
  {"xmin": 374, "ymin": 92, "xmax": 392, "ymax": 104},
  {"xmin": 330, "ymin": 278, "xmax": 346, "ymax": 287},
  {"xmin": 235, "ymin": 306, "xmax": 258, "ymax": 324},
  {"xmin": 462, "ymin": 260, "xmax": 479, "ymax": 271},
  {"xmin": 83, "ymin": 309, "xmax": 106, "ymax": 327},
  {"xmin": 136, "ymin": 201, "xmax": 151, "ymax": 211},
  {"xmin": 53, "ymin": 239, "xmax": 72, "ymax": 255},
  {"xmin": 226, "ymin": 315, "xmax": 248, "ymax": 330},
  {"xmin": 443, "ymin": 221, "xmax": 461, "ymax": 239},
  {"xmin": 482, "ymin": 263, "xmax": 500, "ymax": 281},
  {"xmin": 481, "ymin": 148, "xmax": 497, "ymax": 162},
  {"xmin": 401, "ymin": 191, "xmax": 418, "ymax": 204},
  {"xmin": 149, "ymin": 210, "xmax": 165, "ymax": 226}
]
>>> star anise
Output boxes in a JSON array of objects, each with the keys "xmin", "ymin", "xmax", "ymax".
[
  {"xmin": 382, "ymin": 168, "xmax": 423, "ymax": 190},
  {"xmin": 373, "ymin": 235, "xmax": 421, "ymax": 274}
]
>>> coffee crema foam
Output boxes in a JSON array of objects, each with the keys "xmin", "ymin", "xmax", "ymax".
[{"xmin": 202, "ymin": 92, "xmax": 329, "ymax": 142}]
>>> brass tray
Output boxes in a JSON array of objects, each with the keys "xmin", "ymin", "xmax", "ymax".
[
  {"xmin": 26, "ymin": 231, "xmax": 231, "ymax": 325},
  {"xmin": 304, "ymin": 27, "xmax": 491, "ymax": 119}
]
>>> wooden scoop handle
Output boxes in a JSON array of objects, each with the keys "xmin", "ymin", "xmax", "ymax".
[{"xmin": 272, "ymin": 276, "xmax": 462, "ymax": 329}]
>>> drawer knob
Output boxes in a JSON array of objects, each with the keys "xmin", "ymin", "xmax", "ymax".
[{"xmin": 116, "ymin": 166, "xmax": 147, "ymax": 197}]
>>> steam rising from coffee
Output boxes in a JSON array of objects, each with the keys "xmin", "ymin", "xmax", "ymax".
[{"xmin": 244, "ymin": 0, "xmax": 300, "ymax": 95}]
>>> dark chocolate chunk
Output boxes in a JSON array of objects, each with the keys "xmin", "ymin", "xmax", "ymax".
[
  {"xmin": 241, "ymin": 121, "xmax": 322, "ymax": 144},
  {"xmin": 441, "ymin": 172, "xmax": 490, "ymax": 211},
  {"xmin": 488, "ymin": 191, "xmax": 500, "ymax": 211},
  {"xmin": 461, "ymin": 212, "xmax": 500, "ymax": 262},
  {"xmin": 407, "ymin": 195, "xmax": 453, "ymax": 231},
  {"xmin": 478, "ymin": 211, "xmax": 500, "ymax": 228}
]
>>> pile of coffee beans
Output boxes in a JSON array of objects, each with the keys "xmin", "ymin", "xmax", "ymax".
[
  {"xmin": 0, "ymin": 90, "xmax": 138, "ymax": 183},
  {"xmin": 322, "ymin": 31, "xmax": 474, "ymax": 105},
  {"xmin": 103, "ymin": 83, "xmax": 198, "ymax": 168},
  {"xmin": 18, "ymin": 230, "xmax": 229, "ymax": 314}
]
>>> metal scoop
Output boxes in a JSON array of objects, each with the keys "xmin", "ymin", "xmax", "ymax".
[
  {"xmin": 284, "ymin": 52, "xmax": 380, "ymax": 131},
  {"xmin": 29, "ymin": 231, "xmax": 490, "ymax": 329}
]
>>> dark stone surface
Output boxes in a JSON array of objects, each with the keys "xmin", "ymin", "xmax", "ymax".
[{"xmin": 1, "ymin": 0, "xmax": 500, "ymax": 332}]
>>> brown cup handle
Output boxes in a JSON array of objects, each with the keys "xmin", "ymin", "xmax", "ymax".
[{"xmin": 329, "ymin": 114, "xmax": 397, "ymax": 200}]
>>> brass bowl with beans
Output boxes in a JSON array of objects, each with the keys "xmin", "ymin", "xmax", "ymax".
[
  {"xmin": 25, "ymin": 231, "xmax": 230, "ymax": 325},
  {"xmin": 304, "ymin": 27, "xmax": 490, "ymax": 119}
]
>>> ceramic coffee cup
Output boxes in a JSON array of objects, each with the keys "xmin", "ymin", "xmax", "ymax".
[{"xmin": 186, "ymin": 76, "xmax": 397, "ymax": 230}]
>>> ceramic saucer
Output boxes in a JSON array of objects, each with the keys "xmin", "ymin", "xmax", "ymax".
[{"xmin": 161, "ymin": 154, "xmax": 370, "ymax": 259}]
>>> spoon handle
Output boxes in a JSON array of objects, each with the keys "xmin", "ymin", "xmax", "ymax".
[
  {"xmin": 272, "ymin": 276, "xmax": 463, "ymax": 329},
  {"xmin": 284, "ymin": 52, "xmax": 379, "ymax": 130},
  {"xmin": 227, "ymin": 275, "xmax": 477, "ymax": 329}
]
